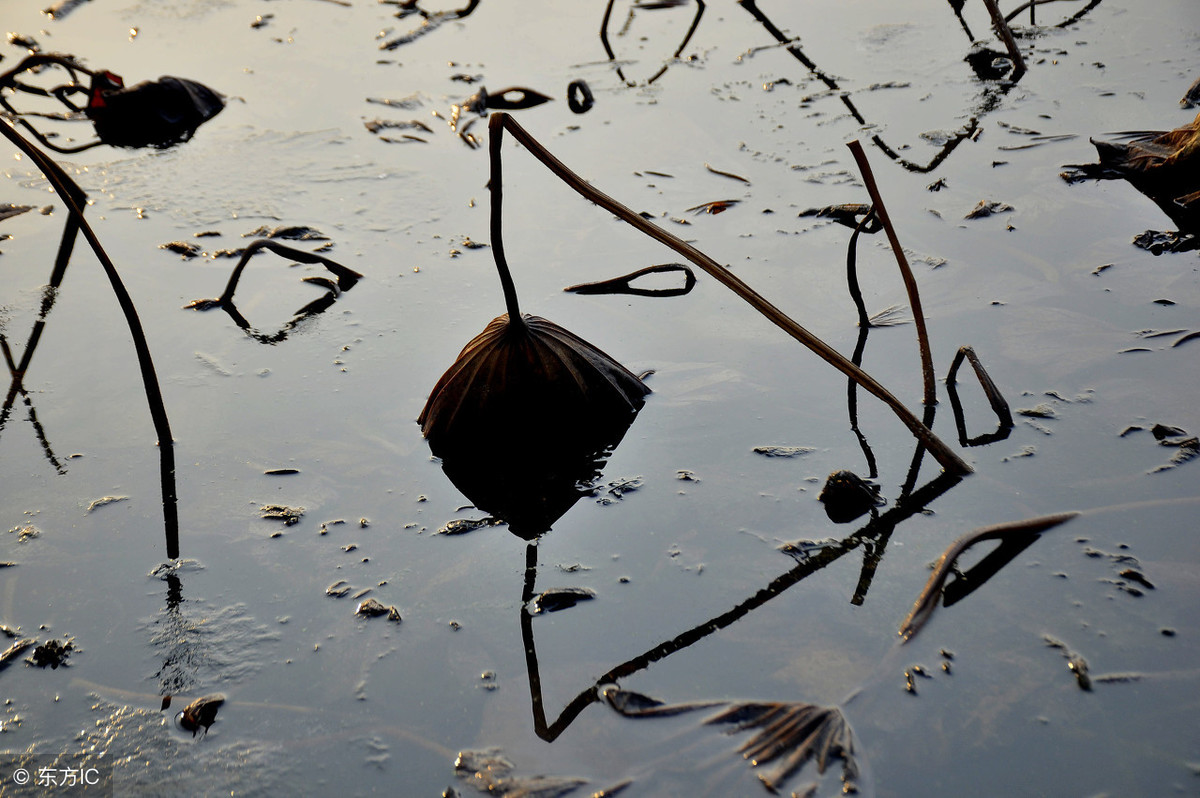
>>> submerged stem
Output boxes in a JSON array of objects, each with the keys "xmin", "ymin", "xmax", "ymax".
[
  {"xmin": 488, "ymin": 113, "xmax": 525, "ymax": 329},
  {"xmin": 489, "ymin": 112, "xmax": 971, "ymax": 476}
]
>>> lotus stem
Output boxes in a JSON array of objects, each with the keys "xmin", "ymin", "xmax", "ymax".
[
  {"xmin": 981, "ymin": 0, "xmax": 1027, "ymax": 81},
  {"xmin": 489, "ymin": 112, "xmax": 971, "ymax": 476},
  {"xmin": 0, "ymin": 116, "xmax": 179, "ymax": 558},
  {"xmin": 218, "ymin": 239, "xmax": 362, "ymax": 304},
  {"xmin": 846, "ymin": 140, "xmax": 937, "ymax": 406},
  {"xmin": 488, "ymin": 112, "xmax": 525, "ymax": 329},
  {"xmin": 899, "ymin": 511, "xmax": 1078, "ymax": 641}
]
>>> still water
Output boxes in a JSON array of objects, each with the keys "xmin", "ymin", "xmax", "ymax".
[{"xmin": 1, "ymin": 0, "xmax": 1197, "ymax": 795}]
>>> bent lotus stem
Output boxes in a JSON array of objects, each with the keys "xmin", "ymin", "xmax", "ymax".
[
  {"xmin": 846, "ymin": 140, "xmax": 937, "ymax": 405},
  {"xmin": 488, "ymin": 112, "xmax": 971, "ymax": 476},
  {"xmin": 487, "ymin": 113, "xmax": 525, "ymax": 330},
  {"xmin": 0, "ymin": 116, "xmax": 179, "ymax": 557},
  {"xmin": 218, "ymin": 239, "xmax": 362, "ymax": 305},
  {"xmin": 899, "ymin": 511, "xmax": 1078, "ymax": 641}
]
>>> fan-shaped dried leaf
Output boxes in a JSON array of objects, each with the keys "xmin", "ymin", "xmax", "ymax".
[{"xmin": 601, "ymin": 689, "xmax": 860, "ymax": 792}]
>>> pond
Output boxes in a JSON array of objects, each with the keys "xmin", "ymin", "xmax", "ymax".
[{"xmin": 1, "ymin": 0, "xmax": 1197, "ymax": 795}]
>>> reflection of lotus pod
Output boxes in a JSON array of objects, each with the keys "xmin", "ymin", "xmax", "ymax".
[
  {"xmin": 86, "ymin": 75, "xmax": 224, "ymax": 148},
  {"xmin": 419, "ymin": 313, "xmax": 649, "ymax": 538}
]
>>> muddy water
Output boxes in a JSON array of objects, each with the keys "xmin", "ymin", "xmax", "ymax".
[{"xmin": 1, "ymin": 0, "xmax": 1197, "ymax": 795}]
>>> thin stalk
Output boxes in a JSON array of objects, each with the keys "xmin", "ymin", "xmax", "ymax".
[
  {"xmin": 846, "ymin": 140, "xmax": 937, "ymax": 406},
  {"xmin": 488, "ymin": 113, "xmax": 525, "ymax": 330},
  {"xmin": 490, "ymin": 112, "xmax": 970, "ymax": 476},
  {"xmin": 0, "ymin": 117, "xmax": 179, "ymax": 558}
]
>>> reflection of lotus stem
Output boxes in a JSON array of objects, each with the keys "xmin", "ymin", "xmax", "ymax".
[
  {"xmin": 0, "ymin": 117, "xmax": 180, "ymax": 557},
  {"xmin": 489, "ymin": 112, "xmax": 971, "ymax": 476},
  {"xmin": 846, "ymin": 140, "xmax": 936, "ymax": 405},
  {"xmin": 488, "ymin": 113, "xmax": 525, "ymax": 331},
  {"xmin": 218, "ymin": 239, "xmax": 362, "ymax": 304}
]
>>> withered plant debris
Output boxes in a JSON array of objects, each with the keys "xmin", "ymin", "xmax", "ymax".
[
  {"xmin": 243, "ymin": 225, "xmax": 329, "ymax": 241},
  {"xmin": 1064, "ymin": 110, "xmax": 1200, "ymax": 235},
  {"xmin": 0, "ymin": 203, "xmax": 35, "ymax": 222},
  {"xmin": 686, "ymin": 198, "xmax": 741, "ymax": 215},
  {"xmin": 964, "ymin": 200, "xmax": 1014, "ymax": 219},
  {"xmin": 1131, "ymin": 229, "xmax": 1197, "ymax": 255},
  {"xmin": 752, "ymin": 445, "xmax": 815, "ymax": 458},
  {"xmin": 601, "ymin": 688, "xmax": 861, "ymax": 794},
  {"xmin": 529, "ymin": 587, "xmax": 596, "ymax": 615},
  {"xmin": 436, "ymin": 517, "xmax": 502, "ymax": 535},
  {"xmin": 176, "ymin": 693, "xmax": 225, "ymax": 736},
  {"xmin": 185, "ymin": 239, "xmax": 362, "ymax": 343},
  {"xmin": 473, "ymin": 114, "xmax": 970, "ymax": 476},
  {"xmin": 453, "ymin": 746, "xmax": 589, "ymax": 797},
  {"xmin": 818, "ymin": 470, "xmax": 883, "ymax": 524},
  {"xmin": 1120, "ymin": 423, "xmax": 1199, "ymax": 473},
  {"xmin": 326, "ymin": 580, "xmax": 352, "ymax": 598},
  {"xmin": 1043, "ymin": 636, "xmax": 1092, "ymax": 691},
  {"xmin": 0, "ymin": 638, "xmax": 36, "ymax": 672},
  {"xmin": 564, "ymin": 263, "xmax": 696, "ymax": 297},
  {"xmin": 260, "ymin": 504, "xmax": 304, "ymax": 525},
  {"xmin": 704, "ymin": 163, "xmax": 750, "ymax": 183},
  {"xmin": 946, "ymin": 346, "xmax": 1014, "ymax": 447},
  {"xmin": 160, "ymin": 240, "xmax": 202, "ymax": 259},
  {"xmin": 0, "ymin": 54, "xmax": 223, "ymax": 152},
  {"xmin": 900, "ymin": 512, "xmax": 1078, "ymax": 641},
  {"xmin": 355, "ymin": 599, "xmax": 402, "ymax": 621},
  {"xmin": 30, "ymin": 638, "xmax": 74, "ymax": 669}
]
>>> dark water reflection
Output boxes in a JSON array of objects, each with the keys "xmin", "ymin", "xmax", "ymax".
[{"xmin": 1, "ymin": 0, "xmax": 1198, "ymax": 795}]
